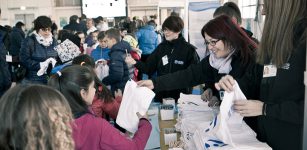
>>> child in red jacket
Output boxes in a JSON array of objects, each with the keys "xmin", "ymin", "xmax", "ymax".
[{"xmin": 92, "ymin": 82, "xmax": 122, "ymax": 119}]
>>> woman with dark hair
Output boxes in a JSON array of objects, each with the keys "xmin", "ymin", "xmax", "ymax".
[
  {"xmin": 19, "ymin": 15, "xmax": 58, "ymax": 84},
  {"xmin": 48, "ymin": 65, "xmax": 152, "ymax": 150},
  {"xmin": 138, "ymin": 15, "xmax": 257, "ymax": 100},
  {"xmin": 137, "ymin": 15, "xmax": 258, "ymax": 130},
  {"xmin": 126, "ymin": 15, "xmax": 199, "ymax": 102},
  {"xmin": 72, "ymin": 54, "xmax": 121, "ymax": 119},
  {"xmin": 72, "ymin": 54, "xmax": 126, "ymax": 132},
  {"xmin": 0, "ymin": 84, "xmax": 74, "ymax": 149},
  {"xmin": 215, "ymin": 0, "xmax": 307, "ymax": 149}
]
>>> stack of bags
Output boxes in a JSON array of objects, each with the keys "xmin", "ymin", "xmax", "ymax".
[
  {"xmin": 176, "ymin": 94, "xmax": 214, "ymax": 149},
  {"xmin": 176, "ymin": 82, "xmax": 272, "ymax": 150}
]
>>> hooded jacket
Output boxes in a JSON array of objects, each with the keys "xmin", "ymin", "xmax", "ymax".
[{"xmin": 136, "ymin": 25, "xmax": 158, "ymax": 55}]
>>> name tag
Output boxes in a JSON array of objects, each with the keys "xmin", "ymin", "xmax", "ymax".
[
  {"xmin": 263, "ymin": 64, "xmax": 277, "ymax": 77},
  {"xmin": 6, "ymin": 55, "xmax": 12, "ymax": 62},
  {"xmin": 162, "ymin": 55, "xmax": 168, "ymax": 66}
]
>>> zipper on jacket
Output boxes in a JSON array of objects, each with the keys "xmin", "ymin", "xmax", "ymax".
[{"xmin": 168, "ymin": 48, "xmax": 174, "ymax": 73}]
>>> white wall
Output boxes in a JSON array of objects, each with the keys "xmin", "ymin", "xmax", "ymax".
[{"xmin": 0, "ymin": 0, "xmax": 81, "ymax": 30}]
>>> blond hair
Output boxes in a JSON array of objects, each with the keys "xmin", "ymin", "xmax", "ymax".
[{"xmin": 0, "ymin": 85, "xmax": 74, "ymax": 150}]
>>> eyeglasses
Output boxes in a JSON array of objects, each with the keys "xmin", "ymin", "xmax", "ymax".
[
  {"xmin": 204, "ymin": 39, "xmax": 220, "ymax": 46},
  {"xmin": 41, "ymin": 28, "xmax": 51, "ymax": 32}
]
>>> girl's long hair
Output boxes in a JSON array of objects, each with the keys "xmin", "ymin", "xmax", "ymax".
[
  {"xmin": 257, "ymin": 0, "xmax": 307, "ymax": 66},
  {"xmin": 0, "ymin": 85, "xmax": 74, "ymax": 150},
  {"xmin": 48, "ymin": 65, "xmax": 95, "ymax": 117}
]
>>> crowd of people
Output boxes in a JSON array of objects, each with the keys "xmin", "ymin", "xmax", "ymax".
[{"xmin": 0, "ymin": 0, "xmax": 306, "ymax": 150}]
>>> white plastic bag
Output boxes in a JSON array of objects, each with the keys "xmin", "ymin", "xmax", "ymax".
[
  {"xmin": 116, "ymin": 80, "xmax": 155, "ymax": 133},
  {"xmin": 200, "ymin": 82, "xmax": 271, "ymax": 150},
  {"xmin": 95, "ymin": 62, "xmax": 109, "ymax": 80}
]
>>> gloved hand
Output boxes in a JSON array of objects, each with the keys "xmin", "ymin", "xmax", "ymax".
[
  {"xmin": 201, "ymin": 88, "xmax": 213, "ymax": 102},
  {"xmin": 37, "ymin": 58, "xmax": 52, "ymax": 76},
  {"xmin": 201, "ymin": 88, "xmax": 220, "ymax": 107},
  {"xmin": 208, "ymin": 96, "xmax": 220, "ymax": 107}
]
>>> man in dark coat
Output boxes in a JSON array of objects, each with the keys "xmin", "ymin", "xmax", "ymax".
[{"xmin": 63, "ymin": 15, "xmax": 83, "ymax": 33}]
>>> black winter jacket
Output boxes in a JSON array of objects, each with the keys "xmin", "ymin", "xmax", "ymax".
[
  {"xmin": 19, "ymin": 34, "xmax": 58, "ymax": 84},
  {"xmin": 9, "ymin": 27, "xmax": 25, "ymax": 56},
  {"xmin": 135, "ymin": 35, "xmax": 199, "ymax": 101},
  {"xmin": 102, "ymin": 41, "xmax": 131, "ymax": 94}
]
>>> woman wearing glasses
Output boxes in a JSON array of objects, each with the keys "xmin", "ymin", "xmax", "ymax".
[
  {"xmin": 138, "ymin": 15, "xmax": 257, "ymax": 107},
  {"xmin": 138, "ymin": 15, "xmax": 257, "ymax": 97},
  {"xmin": 137, "ymin": 15, "xmax": 259, "ymax": 132},
  {"xmin": 125, "ymin": 15, "xmax": 199, "ymax": 102},
  {"xmin": 20, "ymin": 16, "xmax": 58, "ymax": 84}
]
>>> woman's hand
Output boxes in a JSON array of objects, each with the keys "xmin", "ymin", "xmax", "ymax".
[
  {"xmin": 234, "ymin": 100, "xmax": 264, "ymax": 117},
  {"xmin": 215, "ymin": 75, "xmax": 236, "ymax": 92},
  {"xmin": 137, "ymin": 80, "xmax": 154, "ymax": 89}
]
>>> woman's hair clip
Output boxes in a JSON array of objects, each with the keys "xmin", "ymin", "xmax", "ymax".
[
  {"xmin": 57, "ymin": 71, "xmax": 62, "ymax": 77},
  {"xmin": 80, "ymin": 62, "xmax": 86, "ymax": 66}
]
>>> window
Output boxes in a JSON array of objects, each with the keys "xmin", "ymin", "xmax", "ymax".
[
  {"xmin": 238, "ymin": 0, "xmax": 257, "ymax": 19},
  {"xmin": 56, "ymin": 0, "xmax": 81, "ymax": 7}
]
